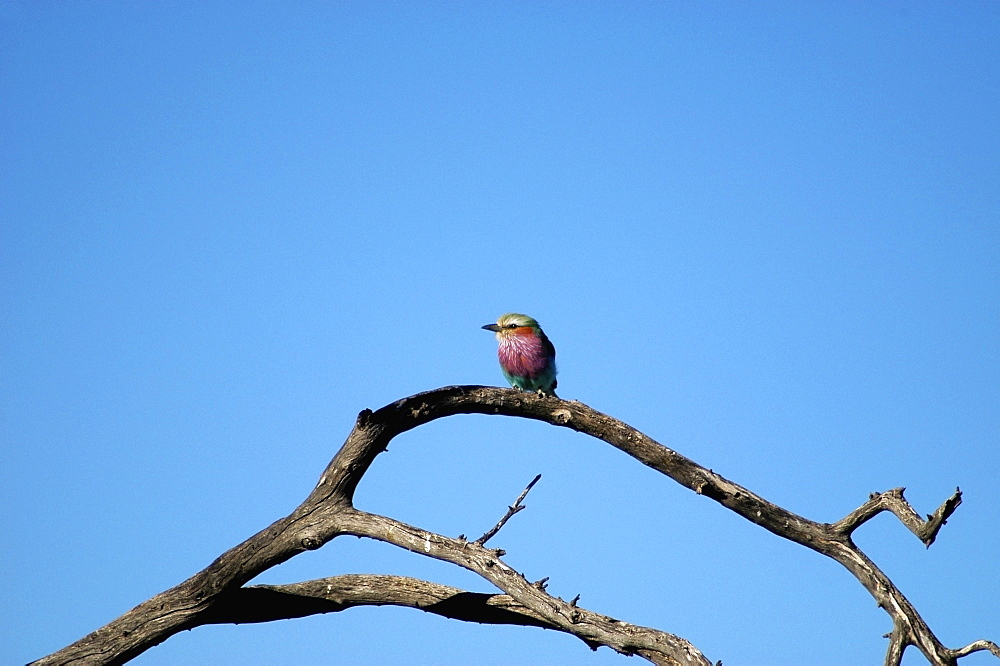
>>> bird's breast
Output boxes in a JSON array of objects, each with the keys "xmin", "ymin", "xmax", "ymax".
[{"xmin": 498, "ymin": 333, "xmax": 550, "ymax": 376}]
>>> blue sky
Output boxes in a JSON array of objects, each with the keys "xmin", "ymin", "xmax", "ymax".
[{"xmin": 3, "ymin": 2, "xmax": 998, "ymax": 664}]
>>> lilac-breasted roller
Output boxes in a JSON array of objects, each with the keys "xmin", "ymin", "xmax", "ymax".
[{"xmin": 482, "ymin": 313, "xmax": 558, "ymax": 397}]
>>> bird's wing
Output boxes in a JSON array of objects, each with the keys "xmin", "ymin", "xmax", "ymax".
[{"xmin": 540, "ymin": 330, "xmax": 556, "ymax": 360}]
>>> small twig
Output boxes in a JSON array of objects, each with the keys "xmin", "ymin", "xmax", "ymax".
[{"xmin": 475, "ymin": 474, "xmax": 542, "ymax": 545}]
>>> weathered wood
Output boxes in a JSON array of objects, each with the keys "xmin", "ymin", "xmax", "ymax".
[{"xmin": 32, "ymin": 386, "xmax": 997, "ymax": 666}]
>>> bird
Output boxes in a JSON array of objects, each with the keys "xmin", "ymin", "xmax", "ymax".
[{"xmin": 482, "ymin": 313, "xmax": 558, "ymax": 397}]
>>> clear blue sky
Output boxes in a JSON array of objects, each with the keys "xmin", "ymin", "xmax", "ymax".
[{"xmin": 3, "ymin": 3, "xmax": 998, "ymax": 665}]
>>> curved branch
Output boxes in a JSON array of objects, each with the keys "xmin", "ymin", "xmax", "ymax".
[
  {"xmin": 948, "ymin": 641, "xmax": 1000, "ymax": 660},
  {"xmin": 33, "ymin": 386, "xmax": 994, "ymax": 666},
  {"xmin": 318, "ymin": 386, "xmax": 990, "ymax": 664},
  {"xmin": 336, "ymin": 508, "xmax": 709, "ymax": 665},
  {"xmin": 202, "ymin": 571, "xmax": 705, "ymax": 666},
  {"xmin": 201, "ymin": 574, "xmax": 559, "ymax": 630},
  {"xmin": 832, "ymin": 487, "xmax": 963, "ymax": 547}
]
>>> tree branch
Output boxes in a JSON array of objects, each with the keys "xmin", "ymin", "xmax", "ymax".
[
  {"xmin": 201, "ymin": 571, "xmax": 706, "ymax": 665},
  {"xmin": 832, "ymin": 487, "xmax": 963, "ymax": 547},
  {"xmin": 201, "ymin": 574, "xmax": 557, "ymax": 630},
  {"xmin": 34, "ymin": 386, "xmax": 995, "ymax": 666},
  {"xmin": 947, "ymin": 641, "xmax": 1000, "ymax": 660},
  {"xmin": 476, "ymin": 473, "xmax": 542, "ymax": 545},
  {"xmin": 336, "ymin": 508, "xmax": 709, "ymax": 665}
]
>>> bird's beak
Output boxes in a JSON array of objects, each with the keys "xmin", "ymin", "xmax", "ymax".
[{"xmin": 482, "ymin": 323, "xmax": 501, "ymax": 332}]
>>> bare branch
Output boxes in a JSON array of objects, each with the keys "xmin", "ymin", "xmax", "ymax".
[
  {"xmin": 337, "ymin": 508, "xmax": 711, "ymax": 666},
  {"xmin": 200, "ymin": 574, "xmax": 557, "ymax": 630},
  {"xmin": 476, "ymin": 474, "xmax": 542, "ymax": 545},
  {"xmin": 948, "ymin": 641, "xmax": 1000, "ymax": 660},
  {"xmin": 33, "ymin": 386, "xmax": 995, "ymax": 666},
  {"xmin": 202, "ymin": 574, "xmax": 715, "ymax": 665},
  {"xmin": 832, "ymin": 487, "xmax": 963, "ymax": 547},
  {"xmin": 885, "ymin": 625, "xmax": 910, "ymax": 666}
]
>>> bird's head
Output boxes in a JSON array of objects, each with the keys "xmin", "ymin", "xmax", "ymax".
[{"xmin": 481, "ymin": 312, "xmax": 540, "ymax": 338}]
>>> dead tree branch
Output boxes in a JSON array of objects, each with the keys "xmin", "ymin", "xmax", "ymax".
[
  {"xmin": 33, "ymin": 386, "xmax": 995, "ymax": 666},
  {"xmin": 476, "ymin": 473, "xmax": 542, "ymax": 545},
  {"xmin": 200, "ymin": 572, "xmax": 702, "ymax": 665},
  {"xmin": 201, "ymin": 574, "xmax": 571, "ymax": 631},
  {"xmin": 832, "ymin": 487, "xmax": 963, "ymax": 547},
  {"xmin": 948, "ymin": 641, "xmax": 1000, "ymax": 660},
  {"xmin": 336, "ymin": 508, "xmax": 705, "ymax": 665}
]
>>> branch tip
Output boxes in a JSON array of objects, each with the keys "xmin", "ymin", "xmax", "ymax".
[{"xmin": 475, "ymin": 474, "xmax": 544, "ymax": 545}]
